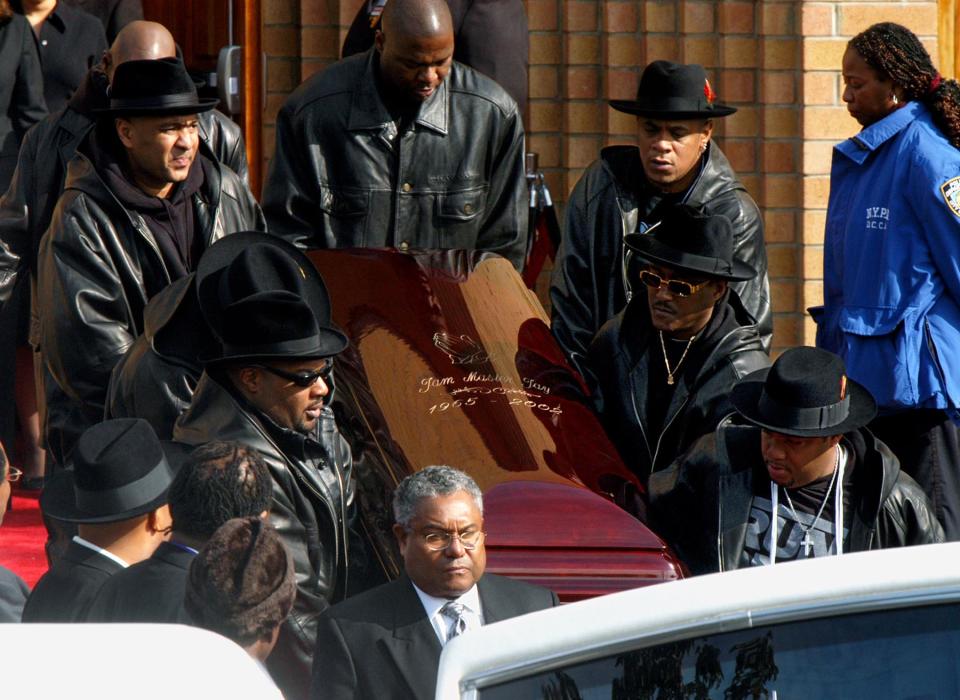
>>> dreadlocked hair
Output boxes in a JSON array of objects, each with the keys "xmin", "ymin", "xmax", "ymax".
[{"xmin": 849, "ymin": 22, "xmax": 960, "ymax": 149}]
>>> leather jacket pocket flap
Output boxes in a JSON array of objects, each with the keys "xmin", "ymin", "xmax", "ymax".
[
  {"xmin": 838, "ymin": 306, "xmax": 907, "ymax": 336},
  {"xmin": 437, "ymin": 187, "xmax": 487, "ymax": 222},
  {"xmin": 319, "ymin": 186, "xmax": 368, "ymax": 218}
]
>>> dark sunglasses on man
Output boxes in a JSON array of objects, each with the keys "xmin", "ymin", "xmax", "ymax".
[
  {"xmin": 252, "ymin": 359, "xmax": 334, "ymax": 388},
  {"xmin": 639, "ymin": 269, "xmax": 711, "ymax": 298}
]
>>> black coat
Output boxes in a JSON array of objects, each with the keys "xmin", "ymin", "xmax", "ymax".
[
  {"xmin": 310, "ymin": 573, "xmax": 558, "ymax": 700},
  {"xmin": 84, "ymin": 541, "xmax": 194, "ymax": 622},
  {"xmin": 22, "ymin": 540, "xmax": 124, "ymax": 622},
  {"xmin": 174, "ymin": 372, "xmax": 355, "ymax": 700},
  {"xmin": 106, "ymin": 273, "xmax": 212, "ymax": 439},
  {"xmin": 341, "ymin": 0, "xmax": 529, "ymax": 113},
  {"xmin": 587, "ymin": 292, "xmax": 769, "ymax": 484},
  {"xmin": 37, "ymin": 141, "xmax": 263, "ymax": 466},
  {"xmin": 648, "ymin": 420, "xmax": 946, "ymax": 575},
  {"xmin": 18, "ymin": 1, "xmax": 107, "ymax": 114},
  {"xmin": 0, "ymin": 14, "xmax": 46, "ymax": 189},
  {"xmin": 0, "ymin": 66, "xmax": 249, "ymax": 319},
  {"xmin": 262, "ymin": 50, "xmax": 528, "ymax": 270},
  {"xmin": 62, "ymin": 0, "xmax": 143, "ymax": 42},
  {"xmin": 551, "ymin": 144, "xmax": 771, "ymax": 376}
]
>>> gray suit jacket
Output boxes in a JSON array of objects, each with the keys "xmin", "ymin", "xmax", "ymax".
[
  {"xmin": 310, "ymin": 573, "xmax": 558, "ymax": 699},
  {"xmin": 0, "ymin": 565, "xmax": 28, "ymax": 622}
]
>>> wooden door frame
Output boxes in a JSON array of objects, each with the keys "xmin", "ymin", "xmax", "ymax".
[{"xmin": 237, "ymin": 0, "xmax": 263, "ymax": 195}]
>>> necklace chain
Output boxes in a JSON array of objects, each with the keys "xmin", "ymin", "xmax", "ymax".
[
  {"xmin": 658, "ymin": 331, "xmax": 696, "ymax": 386},
  {"xmin": 781, "ymin": 445, "xmax": 841, "ymax": 541}
]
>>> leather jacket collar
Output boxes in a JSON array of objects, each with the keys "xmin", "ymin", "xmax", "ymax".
[{"xmin": 347, "ymin": 49, "xmax": 449, "ymax": 135}]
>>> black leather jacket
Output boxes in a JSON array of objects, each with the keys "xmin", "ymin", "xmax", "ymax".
[
  {"xmin": 551, "ymin": 144, "xmax": 771, "ymax": 376},
  {"xmin": 587, "ymin": 292, "xmax": 769, "ymax": 484},
  {"xmin": 173, "ymin": 371, "xmax": 354, "ymax": 691},
  {"xmin": 262, "ymin": 50, "xmax": 528, "ymax": 270},
  {"xmin": 0, "ymin": 66, "xmax": 249, "ymax": 318},
  {"xmin": 648, "ymin": 420, "xmax": 945, "ymax": 575},
  {"xmin": 106, "ymin": 273, "xmax": 213, "ymax": 439},
  {"xmin": 37, "ymin": 145, "xmax": 263, "ymax": 466}
]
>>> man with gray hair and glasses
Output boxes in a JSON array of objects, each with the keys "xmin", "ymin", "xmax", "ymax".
[{"xmin": 310, "ymin": 465, "xmax": 558, "ymax": 699}]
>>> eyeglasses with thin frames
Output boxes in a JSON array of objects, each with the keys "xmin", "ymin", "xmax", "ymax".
[
  {"xmin": 415, "ymin": 529, "xmax": 485, "ymax": 551},
  {"xmin": 639, "ymin": 270, "xmax": 711, "ymax": 297},
  {"xmin": 252, "ymin": 360, "xmax": 334, "ymax": 388}
]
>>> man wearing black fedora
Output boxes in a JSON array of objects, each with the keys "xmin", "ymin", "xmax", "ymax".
[
  {"xmin": 648, "ymin": 347, "xmax": 943, "ymax": 576},
  {"xmin": 22, "ymin": 418, "xmax": 181, "ymax": 622},
  {"xmin": 551, "ymin": 60, "xmax": 771, "ymax": 377},
  {"xmin": 586, "ymin": 204, "xmax": 768, "ymax": 485},
  {"xmin": 35, "ymin": 56, "xmax": 264, "ymax": 467},
  {"xmin": 173, "ymin": 235, "xmax": 357, "ymax": 697}
]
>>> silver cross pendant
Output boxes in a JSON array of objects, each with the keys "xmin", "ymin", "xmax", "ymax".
[{"xmin": 801, "ymin": 531, "xmax": 815, "ymax": 557}]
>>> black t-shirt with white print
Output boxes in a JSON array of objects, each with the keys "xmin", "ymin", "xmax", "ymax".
[{"xmin": 741, "ymin": 447, "xmax": 854, "ymax": 567}]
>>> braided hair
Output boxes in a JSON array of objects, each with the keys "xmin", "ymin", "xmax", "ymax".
[{"xmin": 849, "ymin": 22, "xmax": 960, "ymax": 148}]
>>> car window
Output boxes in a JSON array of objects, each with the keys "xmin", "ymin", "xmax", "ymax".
[{"xmin": 479, "ymin": 602, "xmax": 960, "ymax": 699}]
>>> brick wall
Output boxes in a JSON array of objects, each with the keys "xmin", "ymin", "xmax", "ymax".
[{"xmin": 259, "ymin": 0, "xmax": 942, "ymax": 352}]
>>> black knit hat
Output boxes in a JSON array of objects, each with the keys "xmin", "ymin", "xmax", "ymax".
[
  {"xmin": 625, "ymin": 204, "xmax": 755, "ymax": 281},
  {"xmin": 41, "ymin": 419, "xmax": 186, "ymax": 524},
  {"xmin": 96, "ymin": 57, "xmax": 218, "ymax": 117},
  {"xmin": 731, "ymin": 347, "xmax": 878, "ymax": 437},
  {"xmin": 184, "ymin": 517, "xmax": 296, "ymax": 647},
  {"xmin": 609, "ymin": 61, "xmax": 736, "ymax": 119}
]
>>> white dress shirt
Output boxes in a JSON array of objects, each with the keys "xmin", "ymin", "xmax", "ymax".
[
  {"xmin": 412, "ymin": 582, "xmax": 484, "ymax": 644},
  {"xmin": 72, "ymin": 535, "xmax": 129, "ymax": 568}
]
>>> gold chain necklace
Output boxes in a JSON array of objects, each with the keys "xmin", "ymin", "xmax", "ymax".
[{"xmin": 659, "ymin": 330, "xmax": 696, "ymax": 386}]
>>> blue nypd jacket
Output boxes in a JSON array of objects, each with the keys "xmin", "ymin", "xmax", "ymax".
[{"xmin": 815, "ymin": 102, "xmax": 960, "ymax": 417}]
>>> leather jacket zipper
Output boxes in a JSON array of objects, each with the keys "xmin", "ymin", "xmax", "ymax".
[
  {"xmin": 651, "ymin": 397, "xmax": 689, "ymax": 474},
  {"xmin": 629, "ymin": 384, "xmax": 653, "ymax": 463}
]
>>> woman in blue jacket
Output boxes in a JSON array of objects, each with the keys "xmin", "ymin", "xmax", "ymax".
[{"xmin": 817, "ymin": 22, "xmax": 960, "ymax": 540}]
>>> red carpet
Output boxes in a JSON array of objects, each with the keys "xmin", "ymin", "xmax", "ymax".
[{"xmin": 0, "ymin": 490, "xmax": 49, "ymax": 587}]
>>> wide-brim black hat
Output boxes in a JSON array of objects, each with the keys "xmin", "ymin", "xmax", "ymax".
[
  {"xmin": 625, "ymin": 204, "xmax": 755, "ymax": 281},
  {"xmin": 731, "ymin": 347, "xmax": 877, "ymax": 437},
  {"xmin": 196, "ymin": 232, "xmax": 348, "ymax": 363},
  {"xmin": 610, "ymin": 60, "xmax": 736, "ymax": 119},
  {"xmin": 95, "ymin": 57, "xmax": 218, "ymax": 117},
  {"xmin": 41, "ymin": 420, "xmax": 189, "ymax": 524}
]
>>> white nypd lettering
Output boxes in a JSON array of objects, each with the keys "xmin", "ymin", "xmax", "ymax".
[{"xmin": 864, "ymin": 206, "xmax": 889, "ymax": 230}]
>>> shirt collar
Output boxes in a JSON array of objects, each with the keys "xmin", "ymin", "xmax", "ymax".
[
  {"xmin": 72, "ymin": 535, "xmax": 129, "ymax": 568},
  {"xmin": 44, "ymin": 3, "xmax": 69, "ymax": 33},
  {"xmin": 347, "ymin": 49, "xmax": 449, "ymax": 135},
  {"xmin": 836, "ymin": 101, "xmax": 923, "ymax": 164},
  {"xmin": 412, "ymin": 581, "xmax": 482, "ymax": 622}
]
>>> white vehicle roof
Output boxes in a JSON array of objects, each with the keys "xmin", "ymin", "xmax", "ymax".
[
  {"xmin": 1, "ymin": 624, "xmax": 283, "ymax": 699},
  {"xmin": 436, "ymin": 542, "xmax": 960, "ymax": 699}
]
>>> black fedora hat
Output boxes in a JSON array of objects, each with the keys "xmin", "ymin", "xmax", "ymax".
[
  {"xmin": 197, "ymin": 232, "xmax": 348, "ymax": 363},
  {"xmin": 624, "ymin": 204, "xmax": 755, "ymax": 281},
  {"xmin": 610, "ymin": 60, "xmax": 736, "ymax": 119},
  {"xmin": 41, "ymin": 419, "xmax": 186, "ymax": 524},
  {"xmin": 731, "ymin": 347, "xmax": 878, "ymax": 437},
  {"xmin": 96, "ymin": 57, "xmax": 218, "ymax": 117}
]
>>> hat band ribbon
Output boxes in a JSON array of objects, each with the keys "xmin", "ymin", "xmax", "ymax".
[
  {"xmin": 642, "ymin": 248, "xmax": 733, "ymax": 276},
  {"xmin": 757, "ymin": 392, "xmax": 851, "ymax": 430},
  {"xmin": 633, "ymin": 96, "xmax": 718, "ymax": 112},
  {"xmin": 109, "ymin": 93, "xmax": 202, "ymax": 110},
  {"xmin": 222, "ymin": 334, "xmax": 323, "ymax": 357},
  {"xmin": 75, "ymin": 457, "xmax": 172, "ymax": 515}
]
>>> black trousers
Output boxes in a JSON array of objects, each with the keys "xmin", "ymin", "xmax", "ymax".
[{"xmin": 870, "ymin": 409, "xmax": 960, "ymax": 541}]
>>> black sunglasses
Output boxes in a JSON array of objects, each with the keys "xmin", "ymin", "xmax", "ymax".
[
  {"xmin": 639, "ymin": 270, "xmax": 711, "ymax": 297},
  {"xmin": 253, "ymin": 360, "xmax": 334, "ymax": 388}
]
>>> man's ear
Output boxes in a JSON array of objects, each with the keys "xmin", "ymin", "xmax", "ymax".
[
  {"xmin": 393, "ymin": 522, "xmax": 409, "ymax": 552},
  {"xmin": 711, "ymin": 280, "xmax": 728, "ymax": 304},
  {"xmin": 148, "ymin": 503, "xmax": 173, "ymax": 535},
  {"xmin": 235, "ymin": 366, "xmax": 262, "ymax": 394},
  {"xmin": 115, "ymin": 118, "xmax": 134, "ymax": 148}
]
